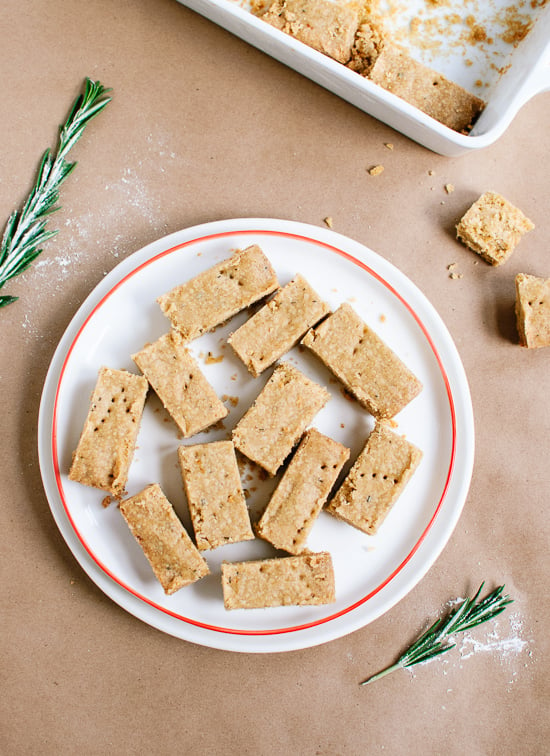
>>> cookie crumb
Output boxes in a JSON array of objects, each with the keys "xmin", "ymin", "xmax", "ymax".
[
  {"xmin": 447, "ymin": 262, "xmax": 463, "ymax": 279},
  {"xmin": 428, "ymin": 169, "xmax": 435, "ymax": 176},
  {"xmin": 205, "ymin": 351, "xmax": 224, "ymax": 364},
  {"xmin": 384, "ymin": 143, "xmax": 394, "ymax": 150},
  {"xmin": 324, "ymin": 216, "xmax": 334, "ymax": 228},
  {"xmin": 368, "ymin": 164, "xmax": 384, "ymax": 176},
  {"xmin": 445, "ymin": 183, "xmax": 455, "ymax": 194}
]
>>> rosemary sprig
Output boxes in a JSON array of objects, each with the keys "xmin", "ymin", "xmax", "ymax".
[
  {"xmin": 361, "ymin": 582, "xmax": 513, "ymax": 686},
  {"xmin": 0, "ymin": 78, "xmax": 112, "ymax": 308}
]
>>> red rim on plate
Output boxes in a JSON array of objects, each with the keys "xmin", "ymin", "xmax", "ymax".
[{"xmin": 50, "ymin": 229, "xmax": 457, "ymax": 637}]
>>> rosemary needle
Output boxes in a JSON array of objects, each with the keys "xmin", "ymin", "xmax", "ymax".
[
  {"xmin": 0, "ymin": 77, "xmax": 112, "ymax": 308},
  {"xmin": 360, "ymin": 582, "xmax": 513, "ymax": 686}
]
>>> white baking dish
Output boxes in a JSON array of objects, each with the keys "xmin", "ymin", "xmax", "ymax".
[{"xmin": 176, "ymin": 0, "xmax": 550, "ymax": 156}]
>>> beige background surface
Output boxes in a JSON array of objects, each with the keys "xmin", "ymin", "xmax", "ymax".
[{"xmin": 1, "ymin": 1, "xmax": 549, "ymax": 754}]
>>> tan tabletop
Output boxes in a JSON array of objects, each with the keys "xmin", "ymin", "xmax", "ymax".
[{"xmin": 2, "ymin": 1, "xmax": 549, "ymax": 753}]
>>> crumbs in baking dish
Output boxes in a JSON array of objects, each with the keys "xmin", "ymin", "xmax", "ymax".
[{"xmin": 253, "ymin": 0, "xmax": 486, "ymax": 132}]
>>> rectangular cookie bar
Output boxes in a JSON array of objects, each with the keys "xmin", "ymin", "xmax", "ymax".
[
  {"xmin": 157, "ymin": 245, "xmax": 279, "ymax": 341},
  {"xmin": 326, "ymin": 422, "xmax": 422, "ymax": 535},
  {"xmin": 302, "ymin": 303, "xmax": 422, "ymax": 419},
  {"xmin": 259, "ymin": 0, "xmax": 360, "ymax": 64},
  {"xmin": 178, "ymin": 441, "xmax": 254, "ymax": 550},
  {"xmin": 232, "ymin": 361, "xmax": 330, "ymax": 475},
  {"xmin": 256, "ymin": 428, "xmax": 349, "ymax": 554},
  {"xmin": 368, "ymin": 47, "xmax": 485, "ymax": 133},
  {"xmin": 119, "ymin": 483, "xmax": 210, "ymax": 595},
  {"xmin": 221, "ymin": 552, "xmax": 335, "ymax": 609},
  {"xmin": 228, "ymin": 273, "xmax": 330, "ymax": 376},
  {"xmin": 132, "ymin": 330, "xmax": 227, "ymax": 438},
  {"xmin": 456, "ymin": 192, "xmax": 535, "ymax": 266},
  {"xmin": 515, "ymin": 273, "xmax": 550, "ymax": 349},
  {"xmin": 68, "ymin": 367, "xmax": 148, "ymax": 498}
]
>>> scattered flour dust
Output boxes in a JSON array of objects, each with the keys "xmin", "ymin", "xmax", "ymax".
[
  {"xmin": 16, "ymin": 129, "xmax": 179, "ymax": 342},
  {"xmin": 409, "ymin": 599, "xmax": 532, "ymax": 688},
  {"xmin": 458, "ymin": 611, "xmax": 528, "ymax": 663}
]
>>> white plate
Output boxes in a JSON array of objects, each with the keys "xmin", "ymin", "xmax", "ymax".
[{"xmin": 38, "ymin": 218, "xmax": 474, "ymax": 652}]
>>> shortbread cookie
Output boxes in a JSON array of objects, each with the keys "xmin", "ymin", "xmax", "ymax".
[
  {"xmin": 221, "ymin": 552, "xmax": 335, "ymax": 609},
  {"xmin": 260, "ymin": 0, "xmax": 360, "ymax": 64},
  {"xmin": 69, "ymin": 367, "xmax": 148, "ymax": 497},
  {"xmin": 515, "ymin": 273, "xmax": 550, "ymax": 349},
  {"xmin": 327, "ymin": 423, "xmax": 422, "ymax": 535},
  {"xmin": 232, "ymin": 362, "xmax": 330, "ymax": 475},
  {"xmin": 178, "ymin": 441, "xmax": 254, "ymax": 550},
  {"xmin": 302, "ymin": 303, "xmax": 422, "ymax": 419},
  {"xmin": 228, "ymin": 273, "xmax": 329, "ymax": 376},
  {"xmin": 119, "ymin": 483, "xmax": 210, "ymax": 594},
  {"xmin": 157, "ymin": 245, "xmax": 279, "ymax": 340},
  {"xmin": 132, "ymin": 330, "xmax": 227, "ymax": 438},
  {"xmin": 256, "ymin": 428, "xmax": 349, "ymax": 554},
  {"xmin": 456, "ymin": 192, "xmax": 534, "ymax": 265},
  {"xmin": 368, "ymin": 47, "xmax": 485, "ymax": 133}
]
